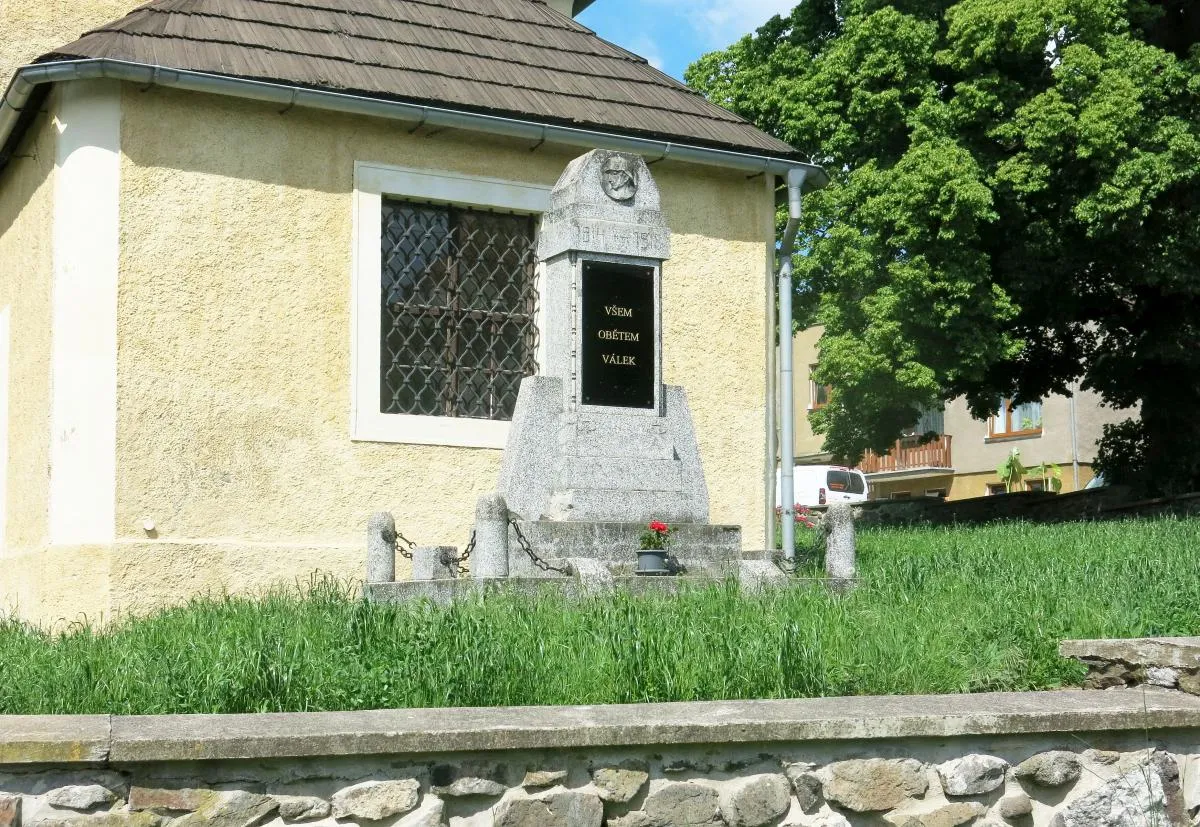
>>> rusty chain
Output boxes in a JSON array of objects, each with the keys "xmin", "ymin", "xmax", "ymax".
[
  {"xmin": 509, "ymin": 518, "xmax": 573, "ymax": 576},
  {"xmin": 394, "ymin": 529, "xmax": 417, "ymax": 560}
]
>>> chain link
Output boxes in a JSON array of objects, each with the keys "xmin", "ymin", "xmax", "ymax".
[
  {"xmin": 394, "ymin": 530, "xmax": 417, "ymax": 560},
  {"xmin": 510, "ymin": 519, "xmax": 573, "ymax": 576},
  {"xmin": 452, "ymin": 531, "xmax": 476, "ymax": 576},
  {"xmin": 392, "ymin": 523, "xmax": 568, "ymax": 577}
]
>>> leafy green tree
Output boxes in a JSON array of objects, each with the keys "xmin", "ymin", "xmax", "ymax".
[{"xmin": 688, "ymin": 0, "xmax": 1200, "ymax": 492}]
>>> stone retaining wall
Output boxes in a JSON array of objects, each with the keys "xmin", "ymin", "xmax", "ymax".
[{"xmin": 2, "ymin": 689, "xmax": 1199, "ymax": 827}]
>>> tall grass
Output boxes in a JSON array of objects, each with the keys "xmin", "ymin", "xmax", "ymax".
[{"xmin": 1, "ymin": 518, "xmax": 1197, "ymax": 714}]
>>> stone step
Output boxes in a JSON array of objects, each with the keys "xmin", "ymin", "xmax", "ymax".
[
  {"xmin": 509, "ymin": 520, "xmax": 742, "ymax": 565},
  {"xmin": 554, "ymin": 457, "xmax": 684, "ymax": 491},
  {"xmin": 365, "ymin": 565, "xmax": 796, "ymax": 605}
]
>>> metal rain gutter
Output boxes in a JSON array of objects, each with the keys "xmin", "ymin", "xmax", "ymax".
[{"xmin": 0, "ymin": 59, "xmax": 830, "ymax": 186}]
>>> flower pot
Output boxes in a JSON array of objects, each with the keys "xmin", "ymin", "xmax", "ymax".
[{"xmin": 635, "ymin": 549, "xmax": 671, "ymax": 576}]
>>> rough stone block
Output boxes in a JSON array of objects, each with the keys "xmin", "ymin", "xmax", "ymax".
[
  {"xmin": 608, "ymin": 814, "xmax": 652, "ymax": 827},
  {"xmin": 494, "ymin": 790, "xmax": 602, "ymax": 827},
  {"xmin": 642, "ymin": 782, "xmax": 721, "ymax": 827},
  {"xmin": 824, "ymin": 503, "xmax": 856, "ymax": 582},
  {"xmin": 590, "ymin": 766, "xmax": 648, "ymax": 803},
  {"xmin": 1059, "ymin": 637, "xmax": 1200, "ymax": 670},
  {"xmin": 25, "ymin": 813, "xmax": 161, "ymax": 827},
  {"xmin": 1050, "ymin": 750, "xmax": 1186, "ymax": 827},
  {"xmin": 45, "ymin": 786, "xmax": 118, "ymax": 811},
  {"xmin": 331, "ymin": 780, "xmax": 420, "ymax": 821},
  {"xmin": 0, "ymin": 795, "xmax": 19, "ymax": 827},
  {"xmin": 367, "ymin": 512, "xmax": 397, "ymax": 584},
  {"xmin": 888, "ymin": 802, "xmax": 986, "ymax": 827},
  {"xmin": 1180, "ymin": 671, "xmax": 1200, "ymax": 696},
  {"xmin": 128, "ymin": 788, "xmax": 217, "ymax": 814},
  {"xmin": 412, "ymin": 546, "xmax": 459, "ymax": 581},
  {"xmin": 935, "ymin": 754, "xmax": 1008, "ymax": 796},
  {"xmin": 167, "ymin": 791, "xmax": 277, "ymax": 827},
  {"xmin": 784, "ymin": 765, "xmax": 823, "ymax": 814},
  {"xmin": 1149, "ymin": 667, "xmax": 1182, "ymax": 688},
  {"xmin": 820, "ymin": 759, "xmax": 928, "ymax": 812},
  {"xmin": 521, "ymin": 771, "xmax": 568, "ymax": 789},
  {"xmin": 717, "ymin": 774, "xmax": 791, "ymax": 827},
  {"xmin": 271, "ymin": 795, "xmax": 330, "ymax": 822},
  {"xmin": 396, "ymin": 795, "xmax": 444, "ymax": 827},
  {"xmin": 997, "ymin": 792, "xmax": 1033, "ymax": 819},
  {"xmin": 431, "ymin": 778, "xmax": 505, "ymax": 797},
  {"xmin": 1014, "ymin": 751, "xmax": 1082, "ymax": 787},
  {"xmin": 472, "ymin": 494, "xmax": 510, "ymax": 579}
]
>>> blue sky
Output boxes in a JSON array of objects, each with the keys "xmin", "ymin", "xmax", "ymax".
[{"xmin": 576, "ymin": 0, "xmax": 796, "ymax": 80}]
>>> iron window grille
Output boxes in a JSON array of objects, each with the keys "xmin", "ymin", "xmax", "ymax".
[{"xmin": 380, "ymin": 198, "xmax": 539, "ymax": 420}]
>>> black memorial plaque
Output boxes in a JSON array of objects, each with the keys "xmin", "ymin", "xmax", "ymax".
[{"xmin": 580, "ymin": 260, "xmax": 656, "ymax": 408}]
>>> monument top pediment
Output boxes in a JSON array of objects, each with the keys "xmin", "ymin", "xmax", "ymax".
[{"xmin": 539, "ymin": 150, "xmax": 670, "ymax": 262}]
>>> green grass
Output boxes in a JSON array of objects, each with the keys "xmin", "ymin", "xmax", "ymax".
[{"xmin": 2, "ymin": 518, "xmax": 1198, "ymax": 714}]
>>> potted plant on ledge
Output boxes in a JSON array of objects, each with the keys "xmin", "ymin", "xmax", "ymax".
[{"xmin": 636, "ymin": 521, "xmax": 672, "ymax": 575}]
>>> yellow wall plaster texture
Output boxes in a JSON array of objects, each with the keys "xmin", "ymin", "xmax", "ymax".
[
  {"xmin": 0, "ymin": 1, "xmax": 140, "ymax": 92},
  {"xmin": 0, "ymin": 100, "xmax": 73, "ymax": 622},
  {"xmin": 106, "ymin": 85, "xmax": 771, "ymax": 613}
]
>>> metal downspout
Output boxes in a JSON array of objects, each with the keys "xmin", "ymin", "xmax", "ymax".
[
  {"xmin": 1070, "ymin": 384, "xmax": 1081, "ymax": 490},
  {"xmin": 778, "ymin": 168, "xmax": 807, "ymax": 562},
  {"xmin": 764, "ymin": 175, "xmax": 778, "ymax": 549}
]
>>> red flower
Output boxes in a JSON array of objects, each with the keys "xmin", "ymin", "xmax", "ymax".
[{"xmin": 648, "ymin": 521, "xmax": 669, "ymax": 534}]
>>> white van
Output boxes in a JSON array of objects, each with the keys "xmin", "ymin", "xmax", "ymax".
[{"xmin": 776, "ymin": 465, "xmax": 869, "ymax": 507}]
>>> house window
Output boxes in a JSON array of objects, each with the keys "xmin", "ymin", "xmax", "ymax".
[
  {"xmin": 924, "ymin": 489, "xmax": 947, "ymax": 498},
  {"xmin": 905, "ymin": 406, "xmax": 945, "ymax": 437},
  {"xmin": 986, "ymin": 483, "xmax": 1008, "ymax": 496},
  {"xmin": 1026, "ymin": 479, "xmax": 1045, "ymax": 493},
  {"xmin": 809, "ymin": 365, "xmax": 831, "ymax": 408},
  {"xmin": 380, "ymin": 199, "xmax": 538, "ymax": 421},
  {"xmin": 990, "ymin": 398, "xmax": 1042, "ymax": 438},
  {"xmin": 889, "ymin": 491, "xmax": 912, "ymax": 499},
  {"xmin": 353, "ymin": 163, "xmax": 552, "ymax": 447}
]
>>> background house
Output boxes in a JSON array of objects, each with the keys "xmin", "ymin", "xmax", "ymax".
[
  {"xmin": 793, "ymin": 326, "xmax": 1128, "ymax": 500},
  {"xmin": 0, "ymin": 0, "xmax": 815, "ymax": 624}
]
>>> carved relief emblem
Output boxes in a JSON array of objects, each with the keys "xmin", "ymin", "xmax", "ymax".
[{"xmin": 600, "ymin": 154, "xmax": 639, "ymax": 202}]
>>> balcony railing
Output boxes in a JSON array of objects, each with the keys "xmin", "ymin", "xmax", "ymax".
[{"xmin": 859, "ymin": 434, "xmax": 953, "ymax": 475}]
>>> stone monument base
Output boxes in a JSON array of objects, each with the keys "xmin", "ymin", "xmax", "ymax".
[
  {"xmin": 506, "ymin": 521, "xmax": 742, "ymax": 578},
  {"xmin": 497, "ymin": 377, "xmax": 709, "ymax": 524}
]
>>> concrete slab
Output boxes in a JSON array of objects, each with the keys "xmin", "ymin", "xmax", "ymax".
[
  {"xmin": 0, "ymin": 716, "xmax": 110, "ymax": 764},
  {"xmin": 93, "ymin": 688, "xmax": 1200, "ymax": 764},
  {"xmin": 1060, "ymin": 637, "xmax": 1200, "ymax": 669}
]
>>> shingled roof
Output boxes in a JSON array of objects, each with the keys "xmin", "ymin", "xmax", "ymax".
[{"xmin": 37, "ymin": 0, "xmax": 800, "ymax": 158}]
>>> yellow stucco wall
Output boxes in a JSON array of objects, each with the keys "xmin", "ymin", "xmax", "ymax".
[
  {"xmin": 0, "ymin": 0, "xmax": 139, "ymax": 92},
  {"xmin": 0, "ymin": 98, "xmax": 111, "ymax": 625},
  {"xmin": 97, "ymin": 84, "xmax": 770, "ymax": 616},
  {"xmin": 790, "ymin": 326, "xmax": 827, "ymax": 459}
]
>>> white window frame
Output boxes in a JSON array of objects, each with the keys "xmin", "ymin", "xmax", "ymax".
[{"xmin": 352, "ymin": 162, "xmax": 552, "ymax": 448}]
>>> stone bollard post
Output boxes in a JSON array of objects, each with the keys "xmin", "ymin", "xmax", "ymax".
[
  {"xmin": 366, "ymin": 512, "xmax": 396, "ymax": 584},
  {"xmin": 472, "ymin": 493, "xmax": 510, "ymax": 579},
  {"xmin": 825, "ymin": 503, "xmax": 857, "ymax": 586},
  {"xmin": 412, "ymin": 546, "xmax": 459, "ymax": 581}
]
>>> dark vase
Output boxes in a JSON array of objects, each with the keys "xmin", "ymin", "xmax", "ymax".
[{"xmin": 635, "ymin": 549, "xmax": 671, "ymax": 576}]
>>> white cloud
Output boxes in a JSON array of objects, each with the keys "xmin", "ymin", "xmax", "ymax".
[
  {"xmin": 628, "ymin": 34, "xmax": 667, "ymax": 71},
  {"xmin": 649, "ymin": 0, "xmax": 795, "ymax": 48}
]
